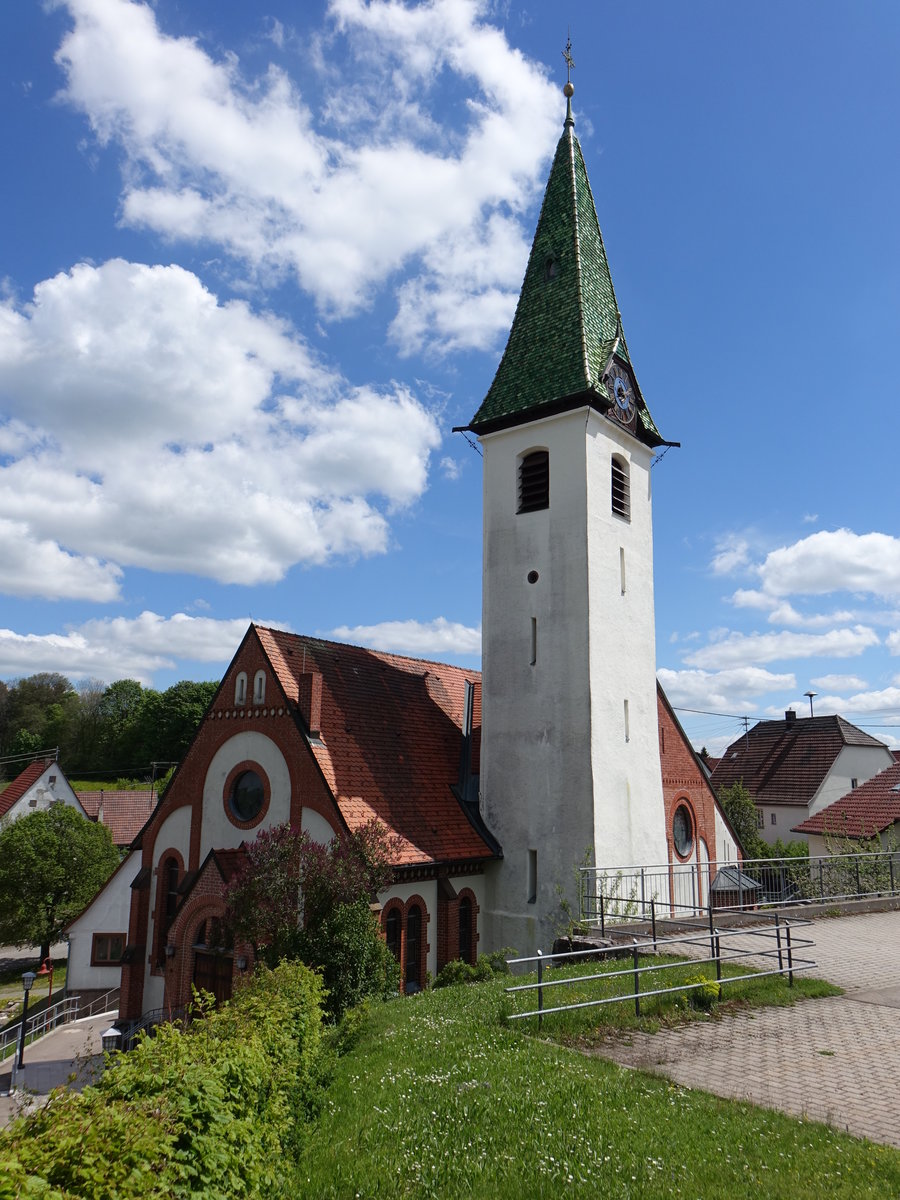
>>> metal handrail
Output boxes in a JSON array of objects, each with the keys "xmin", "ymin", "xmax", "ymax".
[
  {"xmin": 0, "ymin": 995, "xmax": 82, "ymax": 1061},
  {"xmin": 506, "ymin": 909, "xmax": 815, "ymax": 1024}
]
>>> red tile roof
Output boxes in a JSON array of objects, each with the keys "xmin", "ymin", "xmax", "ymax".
[
  {"xmin": 793, "ymin": 761, "xmax": 900, "ymax": 838},
  {"xmin": 77, "ymin": 791, "xmax": 158, "ymax": 847},
  {"xmin": 710, "ymin": 715, "xmax": 888, "ymax": 808},
  {"xmin": 0, "ymin": 759, "xmax": 54, "ymax": 820},
  {"xmin": 254, "ymin": 626, "xmax": 492, "ymax": 868}
]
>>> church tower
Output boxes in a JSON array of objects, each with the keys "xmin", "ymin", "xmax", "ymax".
[{"xmin": 462, "ymin": 80, "xmax": 676, "ymax": 954}]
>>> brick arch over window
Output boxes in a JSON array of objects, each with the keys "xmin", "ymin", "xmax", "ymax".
[
  {"xmin": 456, "ymin": 888, "xmax": 479, "ymax": 965},
  {"xmin": 381, "ymin": 896, "xmax": 430, "ymax": 995},
  {"xmin": 151, "ymin": 848, "xmax": 184, "ymax": 974},
  {"xmin": 166, "ymin": 896, "xmax": 230, "ymax": 1012}
]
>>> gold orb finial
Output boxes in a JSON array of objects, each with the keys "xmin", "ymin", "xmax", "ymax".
[{"xmin": 564, "ymin": 81, "xmax": 574, "ymax": 98}]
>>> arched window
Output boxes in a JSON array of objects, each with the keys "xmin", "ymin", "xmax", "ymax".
[
  {"xmin": 518, "ymin": 450, "xmax": 549, "ymax": 513},
  {"xmin": 611, "ymin": 455, "xmax": 630, "ymax": 519},
  {"xmin": 164, "ymin": 858, "xmax": 180, "ymax": 926},
  {"xmin": 458, "ymin": 895, "xmax": 474, "ymax": 965},
  {"xmin": 253, "ymin": 670, "xmax": 266, "ymax": 704},
  {"xmin": 385, "ymin": 908, "xmax": 401, "ymax": 962},
  {"xmin": 406, "ymin": 904, "xmax": 422, "ymax": 992},
  {"xmin": 155, "ymin": 854, "xmax": 180, "ymax": 967},
  {"xmin": 234, "ymin": 672, "xmax": 247, "ymax": 706}
]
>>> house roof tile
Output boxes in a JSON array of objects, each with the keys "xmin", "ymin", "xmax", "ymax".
[
  {"xmin": 793, "ymin": 761, "xmax": 900, "ymax": 838},
  {"xmin": 710, "ymin": 715, "xmax": 888, "ymax": 808},
  {"xmin": 0, "ymin": 759, "xmax": 54, "ymax": 820},
  {"xmin": 254, "ymin": 626, "xmax": 493, "ymax": 868},
  {"xmin": 77, "ymin": 791, "xmax": 158, "ymax": 846}
]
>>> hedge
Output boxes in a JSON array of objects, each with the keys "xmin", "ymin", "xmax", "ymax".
[{"xmin": 0, "ymin": 961, "xmax": 326, "ymax": 1199}]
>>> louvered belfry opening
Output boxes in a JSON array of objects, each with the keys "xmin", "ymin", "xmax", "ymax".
[
  {"xmin": 518, "ymin": 450, "xmax": 549, "ymax": 512},
  {"xmin": 611, "ymin": 455, "xmax": 630, "ymax": 518}
]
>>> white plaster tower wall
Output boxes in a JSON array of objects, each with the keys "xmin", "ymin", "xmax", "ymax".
[
  {"xmin": 585, "ymin": 413, "xmax": 668, "ymax": 869},
  {"xmin": 480, "ymin": 411, "xmax": 596, "ymax": 954}
]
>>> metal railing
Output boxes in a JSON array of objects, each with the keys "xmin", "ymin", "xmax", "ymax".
[
  {"xmin": 117, "ymin": 1005, "xmax": 187, "ymax": 1053},
  {"xmin": 505, "ymin": 907, "xmax": 815, "ymax": 1025},
  {"xmin": 581, "ymin": 849, "xmax": 900, "ymax": 922},
  {"xmin": 0, "ymin": 995, "xmax": 81, "ymax": 1062}
]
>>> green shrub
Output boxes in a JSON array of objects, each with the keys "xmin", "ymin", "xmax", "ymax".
[
  {"xmin": 0, "ymin": 961, "xmax": 326, "ymax": 1199},
  {"xmin": 433, "ymin": 955, "xmax": 501, "ymax": 989},
  {"xmin": 299, "ymin": 899, "xmax": 400, "ymax": 1020},
  {"xmin": 685, "ymin": 972, "xmax": 720, "ymax": 1011},
  {"xmin": 479, "ymin": 947, "xmax": 516, "ymax": 975}
]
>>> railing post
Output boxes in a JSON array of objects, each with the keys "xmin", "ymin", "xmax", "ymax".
[
  {"xmin": 891, "ymin": 854, "xmax": 896, "ymax": 896},
  {"xmin": 855, "ymin": 856, "xmax": 862, "ymax": 898},
  {"xmin": 819, "ymin": 858, "xmax": 824, "ymax": 900},
  {"xmin": 600, "ymin": 891, "xmax": 605, "ymax": 938},
  {"xmin": 775, "ymin": 912, "xmax": 784, "ymax": 973},
  {"xmin": 632, "ymin": 939, "xmax": 640, "ymax": 1017},
  {"xmin": 537, "ymin": 950, "xmax": 543, "ymax": 1030},
  {"xmin": 708, "ymin": 903, "xmax": 715, "ymax": 961},
  {"xmin": 785, "ymin": 921, "xmax": 794, "ymax": 987},
  {"xmin": 714, "ymin": 928, "xmax": 722, "ymax": 983},
  {"xmin": 650, "ymin": 898, "xmax": 657, "ymax": 952}
]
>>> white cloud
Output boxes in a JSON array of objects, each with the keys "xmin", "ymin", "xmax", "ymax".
[
  {"xmin": 887, "ymin": 631, "xmax": 900, "ymax": 656},
  {"xmin": 683, "ymin": 625, "xmax": 880, "ymax": 670},
  {"xmin": 328, "ymin": 617, "xmax": 481, "ymax": 658},
  {"xmin": 758, "ymin": 529, "xmax": 900, "ymax": 600},
  {"xmin": 0, "ymin": 260, "xmax": 441, "ymax": 594},
  {"xmin": 440, "ymin": 457, "xmax": 461, "ymax": 481},
  {"xmin": 810, "ymin": 674, "xmax": 869, "ymax": 692},
  {"xmin": 710, "ymin": 534, "xmax": 751, "ymax": 576},
  {"xmin": 657, "ymin": 666, "xmax": 796, "ymax": 713},
  {"xmin": 55, "ymin": 0, "xmax": 559, "ymax": 350},
  {"xmin": 0, "ymin": 611, "xmax": 267, "ymax": 684}
]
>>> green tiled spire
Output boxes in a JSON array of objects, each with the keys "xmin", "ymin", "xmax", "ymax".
[{"xmin": 467, "ymin": 96, "xmax": 664, "ymax": 447}]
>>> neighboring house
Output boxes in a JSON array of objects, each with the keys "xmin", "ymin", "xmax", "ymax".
[
  {"xmin": 711, "ymin": 712, "xmax": 893, "ymax": 845},
  {"xmin": 792, "ymin": 760, "xmax": 900, "ymax": 854},
  {"xmin": 74, "ymin": 81, "xmax": 740, "ymax": 1025},
  {"xmin": 0, "ymin": 759, "xmax": 87, "ymax": 824},
  {"xmin": 78, "ymin": 790, "xmax": 159, "ymax": 850},
  {"xmin": 66, "ymin": 854, "xmax": 135, "ymax": 1011}
]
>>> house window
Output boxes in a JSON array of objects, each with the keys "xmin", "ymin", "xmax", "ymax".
[
  {"xmin": 458, "ymin": 895, "xmax": 474, "ymax": 965},
  {"xmin": 91, "ymin": 933, "xmax": 125, "ymax": 966},
  {"xmin": 234, "ymin": 672, "xmax": 247, "ymax": 706},
  {"xmin": 385, "ymin": 908, "xmax": 401, "ymax": 962},
  {"xmin": 756, "ymin": 810, "xmax": 764, "ymax": 830},
  {"xmin": 851, "ymin": 778, "xmax": 858, "ymax": 790},
  {"xmin": 518, "ymin": 450, "xmax": 549, "ymax": 513},
  {"xmin": 253, "ymin": 670, "xmax": 266, "ymax": 705},
  {"xmin": 406, "ymin": 905, "xmax": 422, "ymax": 992},
  {"xmin": 770, "ymin": 812, "xmax": 777, "ymax": 826},
  {"xmin": 611, "ymin": 455, "xmax": 630, "ymax": 519}
]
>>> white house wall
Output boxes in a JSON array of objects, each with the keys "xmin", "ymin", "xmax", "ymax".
[
  {"xmin": 66, "ymin": 856, "xmax": 135, "ymax": 995},
  {"xmin": 809, "ymin": 745, "xmax": 895, "ymax": 819},
  {"xmin": 5, "ymin": 766, "xmax": 86, "ymax": 823}
]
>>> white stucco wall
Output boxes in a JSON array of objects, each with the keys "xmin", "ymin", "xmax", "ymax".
[
  {"xmin": 199, "ymin": 731, "xmax": 292, "ymax": 861},
  {"xmin": 808, "ymin": 745, "xmax": 895, "ymax": 819},
  {"xmin": 479, "ymin": 408, "xmax": 668, "ymax": 958},
  {"xmin": 4, "ymin": 765, "xmax": 86, "ymax": 823},
  {"xmin": 301, "ymin": 807, "xmax": 337, "ymax": 845},
  {"xmin": 713, "ymin": 807, "xmax": 740, "ymax": 862},
  {"xmin": 66, "ymin": 856, "xmax": 136, "ymax": 995}
]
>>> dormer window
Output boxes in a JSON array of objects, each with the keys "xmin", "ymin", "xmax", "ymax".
[
  {"xmin": 253, "ymin": 670, "xmax": 266, "ymax": 704},
  {"xmin": 611, "ymin": 455, "xmax": 630, "ymax": 520},
  {"xmin": 234, "ymin": 672, "xmax": 247, "ymax": 706},
  {"xmin": 518, "ymin": 450, "xmax": 549, "ymax": 513}
]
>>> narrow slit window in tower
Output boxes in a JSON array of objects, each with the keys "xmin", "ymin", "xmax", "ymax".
[
  {"xmin": 530, "ymin": 617, "xmax": 537, "ymax": 666},
  {"xmin": 619, "ymin": 546, "xmax": 626, "ymax": 594},
  {"xmin": 611, "ymin": 455, "xmax": 630, "ymax": 519},
  {"xmin": 527, "ymin": 849, "xmax": 537, "ymax": 904}
]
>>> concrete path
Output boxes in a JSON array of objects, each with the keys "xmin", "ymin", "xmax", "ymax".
[
  {"xmin": 595, "ymin": 910, "xmax": 900, "ymax": 1148},
  {"xmin": 0, "ymin": 1013, "xmax": 113, "ymax": 1129}
]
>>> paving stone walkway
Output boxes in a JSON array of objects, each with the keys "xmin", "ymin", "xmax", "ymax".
[{"xmin": 594, "ymin": 910, "xmax": 900, "ymax": 1148}]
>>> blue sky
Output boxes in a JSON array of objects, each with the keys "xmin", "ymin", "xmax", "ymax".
[{"xmin": 2, "ymin": 0, "xmax": 900, "ymax": 754}]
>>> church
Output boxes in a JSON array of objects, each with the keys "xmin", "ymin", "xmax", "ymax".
[{"xmin": 68, "ymin": 81, "xmax": 740, "ymax": 1020}]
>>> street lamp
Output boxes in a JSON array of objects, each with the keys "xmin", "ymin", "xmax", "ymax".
[
  {"xmin": 101, "ymin": 1025, "xmax": 121, "ymax": 1055},
  {"xmin": 16, "ymin": 970, "xmax": 36, "ymax": 1074}
]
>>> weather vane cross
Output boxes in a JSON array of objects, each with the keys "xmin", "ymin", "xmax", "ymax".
[{"xmin": 562, "ymin": 34, "xmax": 575, "ymax": 84}]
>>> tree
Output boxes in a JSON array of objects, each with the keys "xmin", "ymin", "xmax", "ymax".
[
  {"xmin": 224, "ymin": 820, "xmax": 400, "ymax": 1017},
  {"xmin": 0, "ymin": 805, "xmax": 121, "ymax": 959},
  {"xmin": 717, "ymin": 779, "xmax": 767, "ymax": 859}
]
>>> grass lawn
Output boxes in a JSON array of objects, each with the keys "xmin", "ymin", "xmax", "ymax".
[{"xmin": 295, "ymin": 968, "xmax": 900, "ymax": 1199}]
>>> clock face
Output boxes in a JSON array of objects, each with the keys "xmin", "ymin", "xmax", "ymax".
[{"xmin": 606, "ymin": 362, "xmax": 636, "ymax": 426}]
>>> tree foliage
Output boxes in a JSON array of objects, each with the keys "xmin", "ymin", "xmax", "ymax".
[
  {"xmin": 0, "ymin": 805, "xmax": 121, "ymax": 958},
  {"xmin": 716, "ymin": 778, "xmax": 768, "ymax": 859},
  {"xmin": 224, "ymin": 820, "xmax": 400, "ymax": 1017}
]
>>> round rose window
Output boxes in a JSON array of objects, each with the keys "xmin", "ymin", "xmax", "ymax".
[
  {"xmin": 673, "ymin": 804, "xmax": 694, "ymax": 858},
  {"xmin": 230, "ymin": 769, "xmax": 265, "ymax": 822}
]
